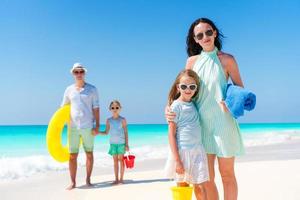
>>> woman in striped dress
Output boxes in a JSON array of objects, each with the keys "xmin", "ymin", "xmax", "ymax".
[{"xmin": 166, "ymin": 18, "xmax": 244, "ymax": 200}]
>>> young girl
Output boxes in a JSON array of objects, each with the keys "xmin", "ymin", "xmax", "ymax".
[
  {"xmin": 165, "ymin": 69, "xmax": 209, "ymax": 200},
  {"xmin": 101, "ymin": 100, "xmax": 129, "ymax": 185}
]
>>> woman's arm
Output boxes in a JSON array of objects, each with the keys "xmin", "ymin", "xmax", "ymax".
[
  {"xmin": 185, "ymin": 55, "xmax": 198, "ymax": 70},
  {"xmin": 165, "ymin": 106, "xmax": 176, "ymax": 122},
  {"xmin": 122, "ymin": 119, "xmax": 129, "ymax": 151},
  {"xmin": 168, "ymin": 122, "xmax": 184, "ymax": 174},
  {"xmin": 219, "ymin": 54, "xmax": 244, "ymax": 112},
  {"xmin": 226, "ymin": 55, "xmax": 244, "ymax": 88}
]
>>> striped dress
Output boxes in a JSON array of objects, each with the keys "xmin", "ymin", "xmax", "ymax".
[{"xmin": 193, "ymin": 47, "xmax": 245, "ymax": 157}]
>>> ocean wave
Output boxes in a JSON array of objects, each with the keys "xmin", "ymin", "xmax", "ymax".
[
  {"xmin": 0, "ymin": 146, "xmax": 169, "ymax": 182},
  {"xmin": 0, "ymin": 153, "xmax": 110, "ymax": 182},
  {"xmin": 243, "ymin": 130, "xmax": 300, "ymax": 147},
  {"xmin": 1, "ymin": 130, "xmax": 300, "ymax": 182},
  {"xmin": 0, "ymin": 155, "xmax": 68, "ymax": 181}
]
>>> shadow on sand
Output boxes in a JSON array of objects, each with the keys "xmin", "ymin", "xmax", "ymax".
[{"xmin": 77, "ymin": 178, "xmax": 171, "ymax": 189}]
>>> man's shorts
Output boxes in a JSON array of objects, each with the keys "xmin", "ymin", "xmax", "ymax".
[
  {"xmin": 108, "ymin": 144, "xmax": 126, "ymax": 156},
  {"xmin": 69, "ymin": 128, "xmax": 94, "ymax": 153}
]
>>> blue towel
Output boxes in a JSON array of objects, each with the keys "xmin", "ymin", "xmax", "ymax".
[{"xmin": 225, "ymin": 84, "xmax": 256, "ymax": 119}]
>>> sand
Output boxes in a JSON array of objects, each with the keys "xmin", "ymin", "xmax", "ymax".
[{"xmin": 1, "ymin": 141, "xmax": 300, "ymax": 200}]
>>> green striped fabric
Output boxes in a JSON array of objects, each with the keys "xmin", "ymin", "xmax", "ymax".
[{"xmin": 193, "ymin": 47, "xmax": 245, "ymax": 157}]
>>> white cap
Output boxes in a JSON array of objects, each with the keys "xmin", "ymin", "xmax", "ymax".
[{"xmin": 70, "ymin": 63, "xmax": 87, "ymax": 73}]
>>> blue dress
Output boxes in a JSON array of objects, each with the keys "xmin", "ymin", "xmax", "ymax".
[{"xmin": 193, "ymin": 47, "xmax": 245, "ymax": 157}]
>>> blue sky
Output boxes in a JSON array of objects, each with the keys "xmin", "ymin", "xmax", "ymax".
[{"xmin": 0, "ymin": 0, "xmax": 299, "ymax": 125}]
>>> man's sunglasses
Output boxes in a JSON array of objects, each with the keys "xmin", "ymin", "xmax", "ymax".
[
  {"xmin": 73, "ymin": 70, "xmax": 85, "ymax": 74},
  {"xmin": 111, "ymin": 107, "xmax": 120, "ymax": 110}
]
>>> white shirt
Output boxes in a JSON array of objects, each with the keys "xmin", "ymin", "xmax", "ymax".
[{"xmin": 61, "ymin": 83, "xmax": 99, "ymax": 129}]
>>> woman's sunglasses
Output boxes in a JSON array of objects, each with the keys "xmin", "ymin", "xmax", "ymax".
[
  {"xmin": 179, "ymin": 83, "xmax": 197, "ymax": 91},
  {"xmin": 73, "ymin": 70, "xmax": 85, "ymax": 74},
  {"xmin": 195, "ymin": 29, "xmax": 214, "ymax": 40},
  {"xmin": 111, "ymin": 107, "xmax": 120, "ymax": 110}
]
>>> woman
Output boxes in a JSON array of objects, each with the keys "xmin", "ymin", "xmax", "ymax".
[{"xmin": 166, "ymin": 18, "xmax": 244, "ymax": 200}]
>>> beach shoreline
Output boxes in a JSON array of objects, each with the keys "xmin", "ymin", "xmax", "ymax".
[{"xmin": 1, "ymin": 140, "xmax": 300, "ymax": 200}]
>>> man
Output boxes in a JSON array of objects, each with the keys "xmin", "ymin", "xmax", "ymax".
[{"xmin": 61, "ymin": 63, "xmax": 100, "ymax": 190}]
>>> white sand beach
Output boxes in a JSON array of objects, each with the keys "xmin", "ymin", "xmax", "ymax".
[{"xmin": 1, "ymin": 140, "xmax": 300, "ymax": 200}]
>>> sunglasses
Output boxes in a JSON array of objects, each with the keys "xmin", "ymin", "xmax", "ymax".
[
  {"xmin": 111, "ymin": 107, "xmax": 120, "ymax": 110},
  {"xmin": 73, "ymin": 70, "xmax": 85, "ymax": 74},
  {"xmin": 179, "ymin": 83, "xmax": 197, "ymax": 91},
  {"xmin": 195, "ymin": 29, "xmax": 214, "ymax": 40}
]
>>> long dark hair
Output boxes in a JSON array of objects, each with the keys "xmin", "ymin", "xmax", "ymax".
[
  {"xmin": 168, "ymin": 69, "xmax": 200, "ymax": 106},
  {"xmin": 186, "ymin": 18, "xmax": 224, "ymax": 57}
]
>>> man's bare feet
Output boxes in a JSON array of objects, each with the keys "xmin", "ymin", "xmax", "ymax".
[
  {"xmin": 66, "ymin": 183, "xmax": 76, "ymax": 190},
  {"xmin": 112, "ymin": 180, "xmax": 119, "ymax": 185}
]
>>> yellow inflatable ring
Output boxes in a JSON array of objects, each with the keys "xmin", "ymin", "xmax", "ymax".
[{"xmin": 46, "ymin": 105, "xmax": 70, "ymax": 162}]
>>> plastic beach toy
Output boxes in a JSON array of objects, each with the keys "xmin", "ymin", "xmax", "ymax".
[
  {"xmin": 46, "ymin": 105, "xmax": 70, "ymax": 162},
  {"xmin": 171, "ymin": 186, "xmax": 193, "ymax": 200},
  {"xmin": 123, "ymin": 152, "xmax": 135, "ymax": 169}
]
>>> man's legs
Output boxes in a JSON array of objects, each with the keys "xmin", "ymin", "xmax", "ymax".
[
  {"xmin": 85, "ymin": 152, "xmax": 93, "ymax": 186},
  {"xmin": 67, "ymin": 153, "xmax": 78, "ymax": 190},
  {"xmin": 67, "ymin": 128, "xmax": 80, "ymax": 190},
  {"xmin": 82, "ymin": 129, "xmax": 95, "ymax": 186}
]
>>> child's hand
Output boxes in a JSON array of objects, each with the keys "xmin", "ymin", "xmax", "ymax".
[
  {"xmin": 98, "ymin": 131, "xmax": 107, "ymax": 135},
  {"xmin": 92, "ymin": 128, "xmax": 99, "ymax": 136},
  {"xmin": 175, "ymin": 160, "xmax": 184, "ymax": 174}
]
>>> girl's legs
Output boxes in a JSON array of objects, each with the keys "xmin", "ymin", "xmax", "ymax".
[
  {"xmin": 112, "ymin": 155, "xmax": 119, "ymax": 184},
  {"xmin": 194, "ymin": 183, "xmax": 207, "ymax": 200},
  {"xmin": 204, "ymin": 154, "xmax": 219, "ymax": 200},
  {"xmin": 118, "ymin": 154, "xmax": 125, "ymax": 183},
  {"xmin": 218, "ymin": 157, "xmax": 237, "ymax": 200}
]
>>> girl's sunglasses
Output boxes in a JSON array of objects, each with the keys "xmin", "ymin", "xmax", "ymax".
[
  {"xmin": 179, "ymin": 83, "xmax": 197, "ymax": 91},
  {"xmin": 111, "ymin": 107, "xmax": 120, "ymax": 110},
  {"xmin": 195, "ymin": 29, "xmax": 214, "ymax": 40}
]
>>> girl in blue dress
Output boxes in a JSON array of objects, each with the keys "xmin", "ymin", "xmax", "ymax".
[
  {"xmin": 101, "ymin": 100, "xmax": 129, "ymax": 185},
  {"xmin": 165, "ymin": 69, "xmax": 209, "ymax": 200}
]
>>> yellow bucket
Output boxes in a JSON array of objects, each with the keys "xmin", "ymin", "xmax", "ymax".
[{"xmin": 171, "ymin": 186, "xmax": 193, "ymax": 200}]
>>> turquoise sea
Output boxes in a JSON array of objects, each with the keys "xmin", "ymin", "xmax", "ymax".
[{"xmin": 1, "ymin": 123, "xmax": 300, "ymax": 181}]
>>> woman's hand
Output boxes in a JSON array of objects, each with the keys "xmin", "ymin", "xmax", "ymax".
[
  {"xmin": 175, "ymin": 160, "xmax": 185, "ymax": 174},
  {"xmin": 125, "ymin": 145, "xmax": 129, "ymax": 152},
  {"xmin": 165, "ymin": 106, "xmax": 176, "ymax": 122},
  {"xmin": 219, "ymin": 101, "xmax": 229, "ymax": 113}
]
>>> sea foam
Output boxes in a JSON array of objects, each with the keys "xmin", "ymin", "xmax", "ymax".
[{"xmin": 1, "ymin": 130, "xmax": 300, "ymax": 182}]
